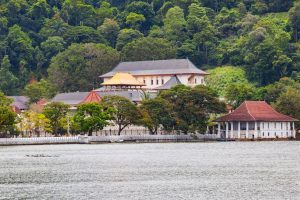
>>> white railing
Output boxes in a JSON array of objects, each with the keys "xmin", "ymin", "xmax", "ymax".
[
  {"xmin": 0, "ymin": 137, "xmax": 80, "ymax": 145},
  {"xmin": 0, "ymin": 134, "xmax": 218, "ymax": 145}
]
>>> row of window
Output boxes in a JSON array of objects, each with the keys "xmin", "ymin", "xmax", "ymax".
[
  {"xmin": 143, "ymin": 78, "xmax": 204, "ymax": 86},
  {"xmin": 262, "ymin": 132, "xmax": 290, "ymax": 137},
  {"xmin": 227, "ymin": 122, "xmax": 293, "ymax": 131},
  {"xmin": 147, "ymin": 79, "xmax": 165, "ymax": 85}
]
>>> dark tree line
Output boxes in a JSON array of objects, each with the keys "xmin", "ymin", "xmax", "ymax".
[{"xmin": 0, "ymin": 0, "xmax": 299, "ymax": 96}]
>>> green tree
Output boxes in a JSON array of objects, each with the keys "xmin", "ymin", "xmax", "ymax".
[
  {"xmin": 163, "ymin": 6, "xmax": 187, "ymax": 44},
  {"xmin": 225, "ymin": 83, "xmax": 257, "ymax": 108},
  {"xmin": 126, "ymin": 12, "xmax": 145, "ymax": 30},
  {"xmin": 43, "ymin": 102, "xmax": 69, "ymax": 136},
  {"xmin": 48, "ymin": 43, "xmax": 120, "ymax": 92},
  {"xmin": 121, "ymin": 37, "xmax": 176, "ymax": 61},
  {"xmin": 0, "ymin": 92, "xmax": 13, "ymax": 107},
  {"xmin": 61, "ymin": 0, "xmax": 96, "ymax": 27},
  {"xmin": 116, "ymin": 28, "xmax": 144, "ymax": 50},
  {"xmin": 0, "ymin": 55, "xmax": 18, "ymax": 95},
  {"xmin": 63, "ymin": 25, "xmax": 105, "ymax": 45},
  {"xmin": 7, "ymin": 25, "xmax": 34, "ymax": 71},
  {"xmin": 205, "ymin": 66, "xmax": 250, "ymax": 97},
  {"xmin": 74, "ymin": 103, "xmax": 112, "ymax": 136},
  {"xmin": 102, "ymin": 96, "xmax": 140, "ymax": 135},
  {"xmin": 273, "ymin": 88, "xmax": 300, "ymax": 128},
  {"xmin": 98, "ymin": 18, "xmax": 120, "ymax": 48},
  {"xmin": 140, "ymin": 98, "xmax": 175, "ymax": 134},
  {"xmin": 160, "ymin": 85, "xmax": 226, "ymax": 134},
  {"xmin": 0, "ymin": 106, "xmax": 17, "ymax": 137},
  {"xmin": 289, "ymin": 1, "xmax": 300, "ymax": 42},
  {"xmin": 126, "ymin": 1, "xmax": 155, "ymax": 32},
  {"xmin": 39, "ymin": 14, "xmax": 69, "ymax": 38},
  {"xmin": 0, "ymin": 93, "xmax": 16, "ymax": 137},
  {"xmin": 23, "ymin": 79, "xmax": 56, "ymax": 103},
  {"xmin": 264, "ymin": 77, "xmax": 300, "ymax": 103},
  {"xmin": 40, "ymin": 36, "xmax": 66, "ymax": 60}
]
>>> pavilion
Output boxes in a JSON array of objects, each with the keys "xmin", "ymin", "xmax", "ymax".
[{"xmin": 214, "ymin": 101, "xmax": 298, "ymax": 139}]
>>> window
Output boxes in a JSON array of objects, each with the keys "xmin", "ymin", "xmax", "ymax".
[
  {"xmin": 274, "ymin": 123, "xmax": 276, "ymax": 129},
  {"xmin": 268, "ymin": 132, "xmax": 270, "ymax": 136},
  {"xmin": 257, "ymin": 122, "xmax": 260, "ymax": 130},
  {"xmin": 195, "ymin": 78, "xmax": 197, "ymax": 84},
  {"xmin": 156, "ymin": 79, "xmax": 159, "ymax": 85},
  {"xmin": 262, "ymin": 132, "xmax": 264, "ymax": 136},
  {"xmin": 268, "ymin": 122, "xmax": 270, "ymax": 129},
  {"xmin": 240, "ymin": 122, "xmax": 247, "ymax": 130},
  {"xmin": 151, "ymin": 79, "xmax": 154, "ymax": 85},
  {"xmin": 248, "ymin": 122, "xmax": 255, "ymax": 130},
  {"xmin": 262, "ymin": 123, "xmax": 264, "ymax": 129},
  {"xmin": 161, "ymin": 79, "xmax": 164, "ymax": 84},
  {"xmin": 143, "ymin": 79, "xmax": 146, "ymax": 84}
]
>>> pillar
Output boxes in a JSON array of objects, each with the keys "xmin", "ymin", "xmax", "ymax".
[
  {"xmin": 231, "ymin": 122, "xmax": 234, "ymax": 138},
  {"xmin": 225, "ymin": 122, "xmax": 229, "ymax": 139},
  {"xmin": 217, "ymin": 123, "xmax": 221, "ymax": 138},
  {"xmin": 246, "ymin": 122, "xmax": 249, "ymax": 139},
  {"xmin": 254, "ymin": 121, "xmax": 257, "ymax": 139},
  {"xmin": 238, "ymin": 122, "xmax": 241, "ymax": 138},
  {"xmin": 292, "ymin": 122, "xmax": 296, "ymax": 138}
]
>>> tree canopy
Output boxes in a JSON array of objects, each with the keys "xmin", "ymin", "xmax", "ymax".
[{"xmin": 0, "ymin": 0, "xmax": 298, "ymax": 106}]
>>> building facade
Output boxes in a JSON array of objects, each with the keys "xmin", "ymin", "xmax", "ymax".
[
  {"xmin": 214, "ymin": 101, "xmax": 298, "ymax": 139},
  {"xmin": 100, "ymin": 59, "xmax": 208, "ymax": 90}
]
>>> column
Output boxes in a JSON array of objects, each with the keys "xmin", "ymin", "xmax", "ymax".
[
  {"xmin": 225, "ymin": 122, "xmax": 229, "ymax": 139},
  {"xmin": 292, "ymin": 122, "xmax": 296, "ymax": 138},
  {"xmin": 238, "ymin": 122, "xmax": 241, "ymax": 139},
  {"xmin": 246, "ymin": 122, "xmax": 249, "ymax": 139},
  {"xmin": 254, "ymin": 121, "xmax": 257, "ymax": 139},
  {"xmin": 217, "ymin": 123, "xmax": 221, "ymax": 138},
  {"xmin": 231, "ymin": 122, "xmax": 234, "ymax": 138}
]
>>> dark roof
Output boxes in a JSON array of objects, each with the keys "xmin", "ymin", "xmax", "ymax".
[
  {"xmin": 9, "ymin": 96, "xmax": 29, "ymax": 110},
  {"xmin": 100, "ymin": 59, "xmax": 208, "ymax": 78},
  {"xmin": 155, "ymin": 75, "xmax": 182, "ymax": 90},
  {"xmin": 94, "ymin": 89, "xmax": 157, "ymax": 102},
  {"xmin": 52, "ymin": 92, "xmax": 90, "ymax": 105},
  {"xmin": 51, "ymin": 90, "xmax": 157, "ymax": 105},
  {"xmin": 215, "ymin": 101, "xmax": 298, "ymax": 122}
]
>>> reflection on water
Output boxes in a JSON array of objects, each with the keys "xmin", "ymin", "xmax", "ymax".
[{"xmin": 0, "ymin": 142, "xmax": 299, "ymax": 200}]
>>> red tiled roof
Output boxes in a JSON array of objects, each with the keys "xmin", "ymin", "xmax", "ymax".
[
  {"xmin": 215, "ymin": 101, "xmax": 298, "ymax": 122},
  {"xmin": 80, "ymin": 91, "xmax": 102, "ymax": 104}
]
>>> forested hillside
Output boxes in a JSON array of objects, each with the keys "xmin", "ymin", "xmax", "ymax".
[{"xmin": 0, "ymin": 0, "xmax": 300, "ymax": 96}]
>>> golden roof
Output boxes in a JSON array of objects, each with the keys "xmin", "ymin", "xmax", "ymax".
[{"xmin": 101, "ymin": 72, "xmax": 145, "ymax": 86}]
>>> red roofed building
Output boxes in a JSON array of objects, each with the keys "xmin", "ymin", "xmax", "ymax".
[
  {"xmin": 80, "ymin": 91, "xmax": 102, "ymax": 104},
  {"xmin": 214, "ymin": 101, "xmax": 298, "ymax": 139}
]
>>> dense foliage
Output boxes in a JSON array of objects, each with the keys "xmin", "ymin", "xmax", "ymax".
[{"xmin": 0, "ymin": 0, "xmax": 299, "ymax": 95}]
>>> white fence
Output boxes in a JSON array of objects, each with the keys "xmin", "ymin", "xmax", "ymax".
[
  {"xmin": 0, "ymin": 134, "xmax": 218, "ymax": 145},
  {"xmin": 0, "ymin": 137, "xmax": 80, "ymax": 145}
]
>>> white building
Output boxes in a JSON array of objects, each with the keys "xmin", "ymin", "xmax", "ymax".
[
  {"xmin": 214, "ymin": 101, "xmax": 298, "ymax": 139},
  {"xmin": 100, "ymin": 59, "xmax": 208, "ymax": 90}
]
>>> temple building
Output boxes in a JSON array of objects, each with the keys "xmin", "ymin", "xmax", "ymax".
[
  {"xmin": 52, "ymin": 73, "xmax": 151, "ymax": 106},
  {"xmin": 100, "ymin": 59, "xmax": 208, "ymax": 90},
  {"xmin": 214, "ymin": 101, "xmax": 298, "ymax": 139}
]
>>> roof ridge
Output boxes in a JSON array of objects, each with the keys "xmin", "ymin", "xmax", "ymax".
[{"xmin": 245, "ymin": 101, "xmax": 256, "ymax": 121}]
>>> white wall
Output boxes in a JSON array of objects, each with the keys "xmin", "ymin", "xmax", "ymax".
[
  {"xmin": 219, "ymin": 121, "xmax": 295, "ymax": 139},
  {"xmin": 103, "ymin": 74, "xmax": 206, "ymax": 89}
]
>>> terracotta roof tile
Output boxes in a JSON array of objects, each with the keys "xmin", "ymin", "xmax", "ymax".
[{"xmin": 215, "ymin": 101, "xmax": 298, "ymax": 122}]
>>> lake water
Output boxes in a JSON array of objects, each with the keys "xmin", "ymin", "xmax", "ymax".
[{"xmin": 0, "ymin": 142, "xmax": 299, "ymax": 200}]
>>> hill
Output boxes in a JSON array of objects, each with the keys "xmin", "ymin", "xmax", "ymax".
[{"xmin": 0, "ymin": 0, "xmax": 299, "ymax": 95}]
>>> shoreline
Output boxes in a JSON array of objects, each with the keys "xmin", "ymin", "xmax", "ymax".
[{"xmin": 0, "ymin": 135, "xmax": 298, "ymax": 146}]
